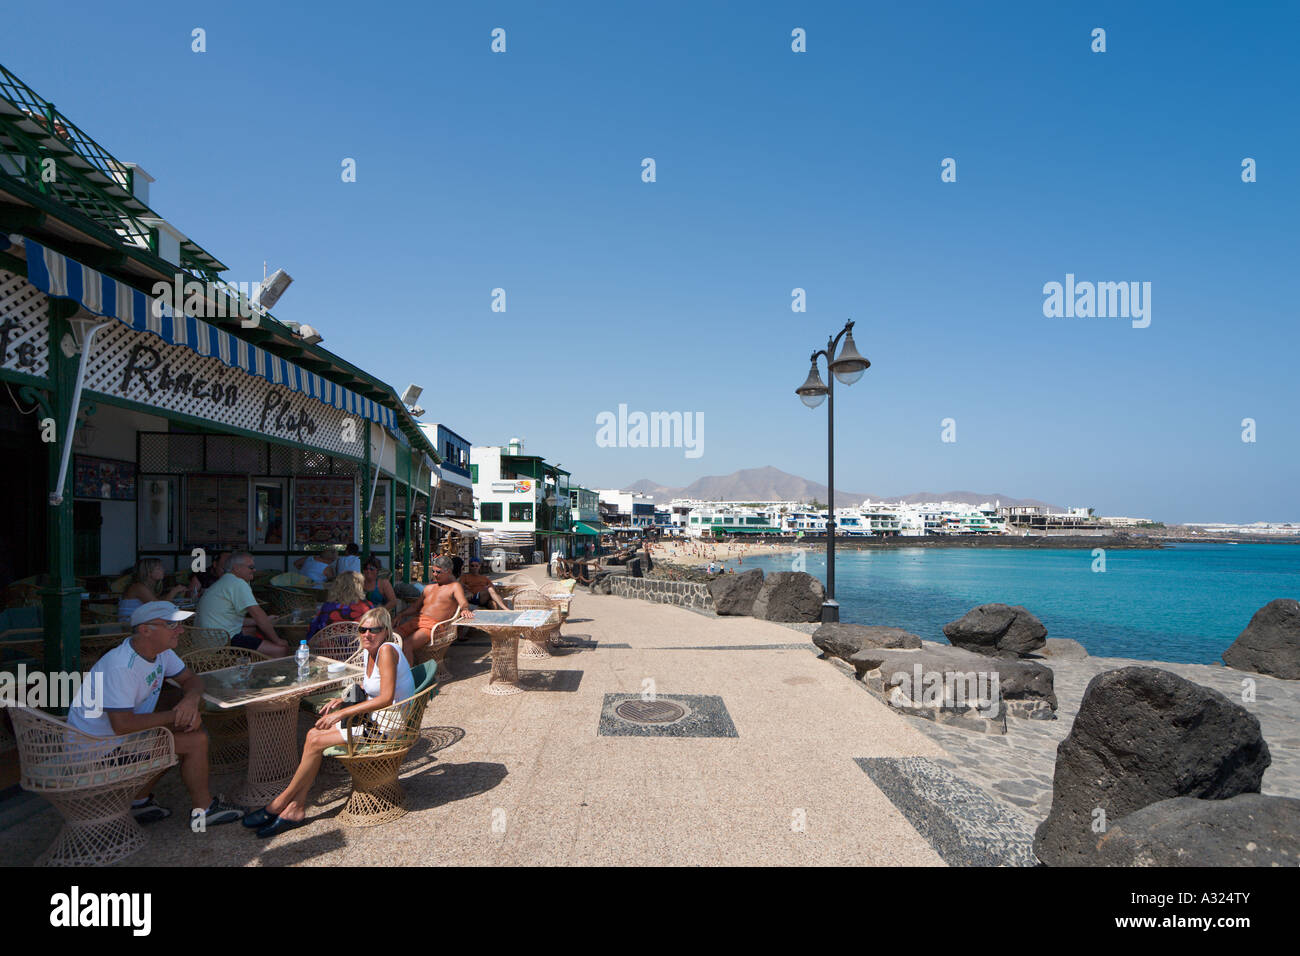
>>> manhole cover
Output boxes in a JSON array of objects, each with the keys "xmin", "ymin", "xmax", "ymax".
[{"xmin": 615, "ymin": 699, "xmax": 687, "ymax": 724}]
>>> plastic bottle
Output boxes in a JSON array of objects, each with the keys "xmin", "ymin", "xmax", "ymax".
[{"xmin": 296, "ymin": 640, "xmax": 310, "ymax": 681}]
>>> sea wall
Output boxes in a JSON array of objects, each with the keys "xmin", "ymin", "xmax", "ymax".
[{"xmin": 608, "ymin": 575, "xmax": 715, "ymax": 611}]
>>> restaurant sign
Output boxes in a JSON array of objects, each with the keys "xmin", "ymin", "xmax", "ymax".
[
  {"xmin": 84, "ymin": 321, "xmax": 361, "ymax": 457},
  {"xmin": 491, "ymin": 480, "xmax": 532, "ymax": 494}
]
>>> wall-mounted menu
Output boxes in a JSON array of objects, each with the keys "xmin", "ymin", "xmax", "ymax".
[
  {"xmin": 186, "ymin": 475, "xmax": 249, "ymax": 547},
  {"xmin": 294, "ymin": 477, "xmax": 355, "ymax": 545}
]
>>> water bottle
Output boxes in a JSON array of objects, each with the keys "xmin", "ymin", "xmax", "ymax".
[{"xmin": 296, "ymin": 640, "xmax": 310, "ymax": 682}]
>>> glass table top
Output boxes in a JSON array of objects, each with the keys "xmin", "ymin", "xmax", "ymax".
[{"xmin": 201, "ymin": 655, "xmax": 363, "ymax": 710}]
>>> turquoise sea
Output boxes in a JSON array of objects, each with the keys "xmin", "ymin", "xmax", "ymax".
[{"xmin": 725, "ymin": 543, "xmax": 1300, "ymax": 665}]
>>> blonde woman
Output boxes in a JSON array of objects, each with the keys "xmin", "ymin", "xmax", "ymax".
[
  {"xmin": 306, "ymin": 571, "xmax": 373, "ymax": 638},
  {"xmin": 119, "ymin": 558, "xmax": 188, "ymax": 623},
  {"xmin": 243, "ymin": 606, "xmax": 414, "ymax": 837}
]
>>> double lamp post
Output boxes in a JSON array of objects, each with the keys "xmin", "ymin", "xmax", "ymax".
[{"xmin": 795, "ymin": 320, "xmax": 871, "ymax": 623}]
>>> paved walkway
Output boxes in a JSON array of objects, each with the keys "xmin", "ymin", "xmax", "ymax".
[{"xmin": 4, "ymin": 568, "xmax": 978, "ymax": 866}]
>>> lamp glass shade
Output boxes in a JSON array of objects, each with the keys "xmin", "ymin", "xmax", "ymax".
[
  {"xmin": 795, "ymin": 363, "xmax": 828, "ymax": 408},
  {"xmin": 829, "ymin": 329, "xmax": 870, "ymax": 385}
]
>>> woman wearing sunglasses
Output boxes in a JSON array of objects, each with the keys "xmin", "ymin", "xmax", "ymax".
[{"xmin": 242, "ymin": 606, "xmax": 414, "ymax": 837}]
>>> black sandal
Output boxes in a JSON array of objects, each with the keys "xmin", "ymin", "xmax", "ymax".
[{"xmin": 242, "ymin": 807, "xmax": 278, "ymax": 829}]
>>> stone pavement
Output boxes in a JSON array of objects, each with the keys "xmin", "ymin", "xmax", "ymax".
[
  {"xmin": 903, "ymin": 652, "xmax": 1300, "ymax": 827},
  {"xmin": 3, "ymin": 567, "xmax": 1026, "ymax": 867}
]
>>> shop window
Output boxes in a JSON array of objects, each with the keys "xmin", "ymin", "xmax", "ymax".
[
  {"xmin": 509, "ymin": 503, "xmax": 533, "ymax": 523},
  {"xmin": 480, "ymin": 502, "xmax": 502, "ymax": 522},
  {"xmin": 253, "ymin": 480, "xmax": 286, "ymax": 547},
  {"xmin": 138, "ymin": 476, "xmax": 179, "ymax": 548}
]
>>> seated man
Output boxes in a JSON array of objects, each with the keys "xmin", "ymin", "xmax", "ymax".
[
  {"xmin": 335, "ymin": 542, "xmax": 362, "ymax": 576},
  {"xmin": 294, "ymin": 546, "xmax": 336, "ymax": 585},
  {"xmin": 459, "ymin": 558, "xmax": 508, "ymax": 610},
  {"xmin": 406, "ymin": 556, "xmax": 473, "ymax": 664},
  {"xmin": 196, "ymin": 551, "xmax": 289, "ymax": 658},
  {"xmin": 66, "ymin": 601, "xmax": 243, "ymax": 827}
]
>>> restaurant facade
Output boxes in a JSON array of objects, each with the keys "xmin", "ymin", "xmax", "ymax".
[{"xmin": 0, "ymin": 62, "xmax": 440, "ymax": 671}]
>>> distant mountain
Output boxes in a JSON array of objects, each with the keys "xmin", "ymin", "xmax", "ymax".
[{"xmin": 617, "ymin": 467, "xmax": 1058, "ymax": 510}]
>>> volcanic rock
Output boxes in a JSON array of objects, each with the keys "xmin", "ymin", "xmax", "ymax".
[
  {"xmin": 943, "ymin": 604, "xmax": 1047, "ymax": 658},
  {"xmin": 1222, "ymin": 598, "xmax": 1300, "ymax": 680},
  {"xmin": 1033, "ymin": 666, "xmax": 1271, "ymax": 865}
]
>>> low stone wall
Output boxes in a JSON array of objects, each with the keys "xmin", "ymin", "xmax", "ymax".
[{"xmin": 608, "ymin": 575, "xmax": 715, "ymax": 611}]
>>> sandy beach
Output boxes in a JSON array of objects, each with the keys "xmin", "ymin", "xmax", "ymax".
[{"xmin": 650, "ymin": 539, "xmax": 810, "ymax": 569}]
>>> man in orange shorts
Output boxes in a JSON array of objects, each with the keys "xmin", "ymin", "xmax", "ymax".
[{"xmin": 402, "ymin": 556, "xmax": 473, "ymax": 664}]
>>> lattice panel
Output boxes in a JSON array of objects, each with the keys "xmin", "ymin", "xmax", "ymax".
[
  {"xmin": 206, "ymin": 435, "xmax": 268, "ymax": 473},
  {"xmin": 139, "ymin": 433, "xmax": 205, "ymax": 474},
  {"xmin": 0, "ymin": 268, "xmax": 50, "ymax": 378},
  {"xmin": 83, "ymin": 321, "xmax": 357, "ymax": 456}
]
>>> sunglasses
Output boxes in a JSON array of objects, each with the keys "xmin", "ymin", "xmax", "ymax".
[
  {"xmin": 358, "ymin": 625, "xmax": 387, "ymax": 634},
  {"xmin": 149, "ymin": 620, "xmax": 184, "ymax": 630}
]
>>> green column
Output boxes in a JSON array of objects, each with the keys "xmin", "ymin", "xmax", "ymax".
[
  {"xmin": 360, "ymin": 423, "xmax": 371, "ymax": 562},
  {"xmin": 39, "ymin": 301, "xmax": 84, "ymax": 676},
  {"xmin": 402, "ymin": 451, "xmax": 413, "ymax": 584}
]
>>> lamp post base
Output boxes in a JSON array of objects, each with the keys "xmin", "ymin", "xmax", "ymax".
[{"xmin": 820, "ymin": 600, "xmax": 840, "ymax": 623}]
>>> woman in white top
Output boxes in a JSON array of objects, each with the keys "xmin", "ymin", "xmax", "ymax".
[{"xmin": 244, "ymin": 606, "xmax": 414, "ymax": 838}]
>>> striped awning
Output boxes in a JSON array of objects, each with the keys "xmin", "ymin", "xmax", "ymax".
[{"xmin": 19, "ymin": 237, "xmax": 399, "ymax": 433}]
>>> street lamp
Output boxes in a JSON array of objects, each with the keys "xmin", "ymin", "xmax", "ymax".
[{"xmin": 794, "ymin": 320, "xmax": 870, "ymax": 622}]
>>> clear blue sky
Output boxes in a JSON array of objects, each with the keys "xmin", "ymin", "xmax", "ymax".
[{"xmin": 5, "ymin": 1, "xmax": 1296, "ymax": 522}]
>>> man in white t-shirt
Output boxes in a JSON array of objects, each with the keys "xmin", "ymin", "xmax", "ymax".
[
  {"xmin": 66, "ymin": 601, "xmax": 242, "ymax": 828},
  {"xmin": 335, "ymin": 542, "xmax": 362, "ymax": 576}
]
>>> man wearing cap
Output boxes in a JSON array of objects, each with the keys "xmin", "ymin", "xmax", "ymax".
[
  {"xmin": 66, "ymin": 601, "xmax": 243, "ymax": 827},
  {"xmin": 196, "ymin": 551, "xmax": 289, "ymax": 658}
]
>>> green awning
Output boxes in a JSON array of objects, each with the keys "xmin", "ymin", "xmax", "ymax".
[{"xmin": 573, "ymin": 522, "xmax": 608, "ymax": 535}]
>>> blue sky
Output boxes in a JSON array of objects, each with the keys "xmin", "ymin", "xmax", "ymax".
[{"xmin": 5, "ymin": 1, "xmax": 1297, "ymax": 522}]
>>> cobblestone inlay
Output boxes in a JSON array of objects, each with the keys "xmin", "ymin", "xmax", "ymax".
[
  {"xmin": 854, "ymin": 756, "xmax": 1040, "ymax": 867},
  {"xmin": 598, "ymin": 693, "xmax": 738, "ymax": 738}
]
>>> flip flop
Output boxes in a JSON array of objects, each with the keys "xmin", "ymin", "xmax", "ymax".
[
  {"xmin": 242, "ymin": 807, "xmax": 278, "ymax": 829},
  {"xmin": 256, "ymin": 815, "xmax": 308, "ymax": 839}
]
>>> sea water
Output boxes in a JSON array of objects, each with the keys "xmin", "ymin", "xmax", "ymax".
[{"xmin": 726, "ymin": 543, "xmax": 1300, "ymax": 665}]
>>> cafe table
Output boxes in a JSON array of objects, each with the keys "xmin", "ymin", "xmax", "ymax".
[
  {"xmin": 201, "ymin": 655, "xmax": 364, "ymax": 805},
  {"xmin": 455, "ymin": 609, "xmax": 556, "ymax": 696}
]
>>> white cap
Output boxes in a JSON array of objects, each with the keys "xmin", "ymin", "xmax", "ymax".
[{"xmin": 130, "ymin": 601, "xmax": 195, "ymax": 628}]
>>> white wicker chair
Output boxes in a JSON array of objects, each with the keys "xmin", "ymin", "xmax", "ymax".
[
  {"xmin": 11, "ymin": 707, "xmax": 176, "ymax": 866},
  {"xmin": 509, "ymin": 589, "xmax": 561, "ymax": 658}
]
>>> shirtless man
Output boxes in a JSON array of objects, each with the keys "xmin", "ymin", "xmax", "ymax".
[
  {"xmin": 460, "ymin": 559, "xmax": 508, "ymax": 610},
  {"xmin": 406, "ymin": 556, "xmax": 473, "ymax": 664}
]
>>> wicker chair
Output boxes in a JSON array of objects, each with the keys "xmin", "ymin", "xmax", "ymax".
[
  {"xmin": 412, "ymin": 613, "xmax": 462, "ymax": 678},
  {"xmin": 537, "ymin": 580, "xmax": 575, "ymax": 624},
  {"xmin": 268, "ymin": 586, "xmax": 324, "ymax": 616},
  {"xmin": 300, "ymin": 622, "xmax": 362, "ymax": 716},
  {"xmin": 324, "ymin": 661, "xmax": 437, "ymax": 827},
  {"xmin": 11, "ymin": 707, "xmax": 177, "ymax": 866},
  {"xmin": 1, "ymin": 628, "xmax": 130, "ymax": 668},
  {"xmin": 509, "ymin": 590, "xmax": 561, "ymax": 658},
  {"xmin": 181, "ymin": 645, "xmax": 269, "ymax": 773},
  {"xmin": 176, "ymin": 626, "xmax": 231, "ymax": 656}
]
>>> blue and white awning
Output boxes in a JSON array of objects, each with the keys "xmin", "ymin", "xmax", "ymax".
[{"xmin": 19, "ymin": 237, "xmax": 400, "ymax": 434}]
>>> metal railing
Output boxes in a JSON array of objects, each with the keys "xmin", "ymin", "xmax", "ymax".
[{"xmin": 0, "ymin": 62, "xmax": 224, "ymax": 279}]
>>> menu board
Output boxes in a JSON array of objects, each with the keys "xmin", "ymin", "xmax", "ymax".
[
  {"xmin": 294, "ymin": 477, "xmax": 355, "ymax": 545},
  {"xmin": 74, "ymin": 456, "xmax": 136, "ymax": 500},
  {"xmin": 186, "ymin": 475, "xmax": 249, "ymax": 547}
]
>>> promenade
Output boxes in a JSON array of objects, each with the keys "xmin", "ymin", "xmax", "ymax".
[{"xmin": 2, "ymin": 566, "xmax": 965, "ymax": 866}]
